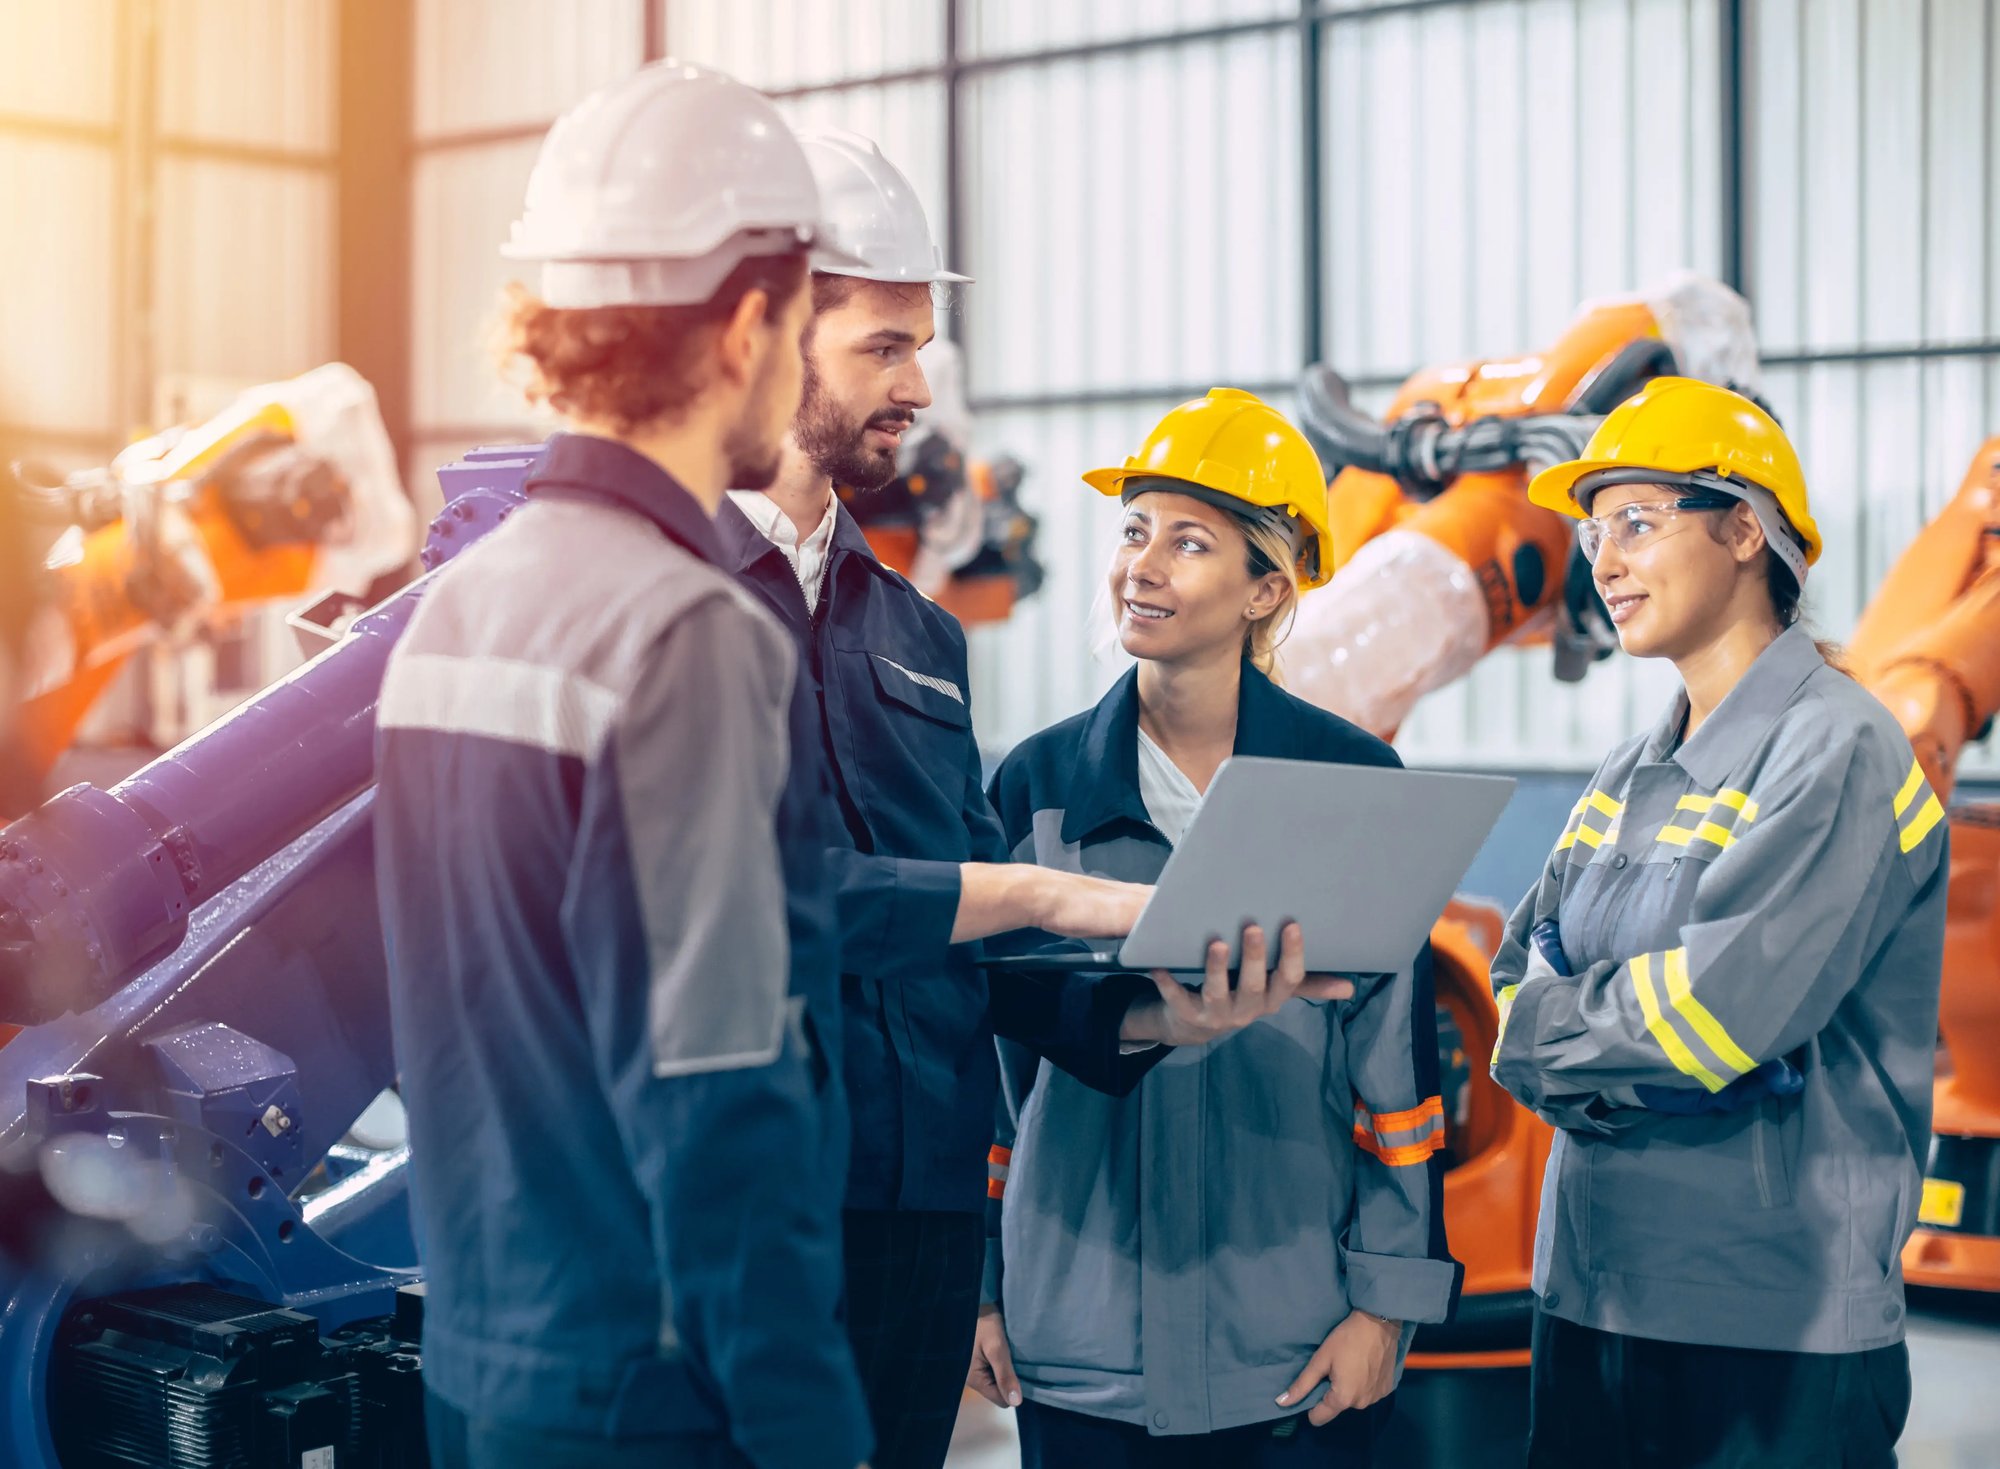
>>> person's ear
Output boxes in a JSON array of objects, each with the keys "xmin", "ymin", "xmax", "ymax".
[
  {"xmin": 1245, "ymin": 571, "xmax": 1292, "ymax": 621},
  {"xmin": 714, "ymin": 287, "xmax": 773, "ymax": 388},
  {"xmin": 1724, "ymin": 501, "xmax": 1768, "ymax": 569}
]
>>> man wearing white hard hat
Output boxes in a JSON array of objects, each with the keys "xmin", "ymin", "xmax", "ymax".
[
  {"xmin": 713, "ymin": 129, "xmax": 1331, "ymax": 1469},
  {"xmin": 375, "ymin": 64, "xmax": 872, "ymax": 1469}
]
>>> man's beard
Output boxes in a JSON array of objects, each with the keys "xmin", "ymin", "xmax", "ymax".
[{"xmin": 793, "ymin": 356, "xmax": 915, "ymax": 491}]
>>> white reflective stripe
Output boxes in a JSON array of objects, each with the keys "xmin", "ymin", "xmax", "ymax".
[
  {"xmin": 379, "ymin": 653, "xmax": 618, "ymax": 759},
  {"xmin": 874, "ymin": 654, "xmax": 963, "ymax": 704}
]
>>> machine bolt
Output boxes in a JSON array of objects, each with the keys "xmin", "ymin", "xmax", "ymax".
[{"xmin": 261, "ymin": 1104, "xmax": 293, "ymax": 1137}]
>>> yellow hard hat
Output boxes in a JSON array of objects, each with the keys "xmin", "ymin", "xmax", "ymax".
[
  {"xmin": 1082, "ymin": 388, "xmax": 1336, "ymax": 589},
  {"xmin": 1528, "ymin": 376, "xmax": 1822, "ymax": 568}
]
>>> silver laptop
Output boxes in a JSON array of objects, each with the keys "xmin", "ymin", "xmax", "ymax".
[{"xmin": 984, "ymin": 756, "xmax": 1516, "ymax": 975}]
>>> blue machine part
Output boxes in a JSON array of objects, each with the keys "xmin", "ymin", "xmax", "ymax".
[{"xmin": 0, "ymin": 447, "xmax": 542, "ymax": 1469}]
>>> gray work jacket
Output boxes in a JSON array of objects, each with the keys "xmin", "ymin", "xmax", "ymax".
[
  {"xmin": 985, "ymin": 665, "xmax": 1460, "ymax": 1435},
  {"xmin": 1490, "ymin": 624, "xmax": 1949, "ymax": 1353}
]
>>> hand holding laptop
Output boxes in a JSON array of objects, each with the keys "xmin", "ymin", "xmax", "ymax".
[{"xmin": 1120, "ymin": 921, "xmax": 1356, "ymax": 1049}]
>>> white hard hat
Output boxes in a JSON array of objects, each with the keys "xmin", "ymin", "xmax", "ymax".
[
  {"xmin": 504, "ymin": 61, "xmax": 864, "ymax": 308},
  {"xmin": 796, "ymin": 127, "xmax": 970, "ymax": 285}
]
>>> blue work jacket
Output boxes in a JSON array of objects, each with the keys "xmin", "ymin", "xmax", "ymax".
[
  {"xmin": 376, "ymin": 436, "xmax": 868, "ymax": 1468},
  {"xmin": 716, "ymin": 497, "xmax": 1147, "ymax": 1214}
]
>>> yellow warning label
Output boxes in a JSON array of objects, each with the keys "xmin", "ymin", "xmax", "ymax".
[{"xmin": 1919, "ymin": 1178, "xmax": 1966, "ymax": 1230}]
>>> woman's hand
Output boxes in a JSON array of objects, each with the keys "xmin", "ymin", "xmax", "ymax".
[
  {"xmin": 1276, "ymin": 1309, "xmax": 1401, "ymax": 1425},
  {"xmin": 967, "ymin": 1303, "xmax": 1022, "ymax": 1408},
  {"xmin": 1119, "ymin": 922, "xmax": 1355, "ymax": 1049}
]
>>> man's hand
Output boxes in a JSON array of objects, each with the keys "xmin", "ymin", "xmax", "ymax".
[
  {"xmin": 1276, "ymin": 1309, "xmax": 1400, "ymax": 1425},
  {"xmin": 1119, "ymin": 923, "xmax": 1354, "ymax": 1049},
  {"xmin": 1033, "ymin": 870, "xmax": 1152, "ymax": 940},
  {"xmin": 967, "ymin": 1303, "xmax": 1021, "ymax": 1408},
  {"xmin": 951, "ymin": 864, "xmax": 1152, "ymax": 945}
]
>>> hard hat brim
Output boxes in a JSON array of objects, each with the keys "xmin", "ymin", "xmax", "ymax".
[
  {"xmin": 1081, "ymin": 466, "xmax": 1125, "ymax": 498},
  {"xmin": 1527, "ymin": 458, "xmax": 1619, "ymax": 519},
  {"xmin": 812, "ymin": 263, "xmax": 973, "ymax": 284}
]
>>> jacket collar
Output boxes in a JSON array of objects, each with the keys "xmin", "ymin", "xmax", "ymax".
[
  {"xmin": 1641, "ymin": 621, "xmax": 1826, "ymax": 785},
  {"xmin": 526, "ymin": 433, "xmax": 723, "ymax": 566},
  {"xmin": 716, "ymin": 491, "xmax": 891, "ymax": 588},
  {"xmin": 714, "ymin": 492, "xmax": 790, "ymax": 578},
  {"xmin": 1061, "ymin": 660, "xmax": 1299, "ymax": 844}
]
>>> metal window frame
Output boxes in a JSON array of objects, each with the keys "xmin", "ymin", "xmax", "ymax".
[
  {"xmin": 0, "ymin": 0, "xmax": 340, "ymax": 457},
  {"xmin": 397, "ymin": 0, "xmax": 2000, "ymax": 445},
  {"xmin": 755, "ymin": 0, "xmax": 2000, "ymax": 413}
]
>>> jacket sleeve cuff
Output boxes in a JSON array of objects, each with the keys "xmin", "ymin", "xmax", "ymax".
[
  {"xmin": 1342, "ymin": 1247, "xmax": 1461, "ymax": 1326},
  {"xmin": 843, "ymin": 854, "xmax": 962, "ymax": 979},
  {"xmin": 892, "ymin": 856, "xmax": 962, "ymax": 969}
]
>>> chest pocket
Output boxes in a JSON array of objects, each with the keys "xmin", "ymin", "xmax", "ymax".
[
  {"xmin": 867, "ymin": 652, "xmax": 969, "ymax": 728},
  {"xmin": 1565, "ymin": 787, "xmax": 1754, "ymax": 964},
  {"xmin": 829, "ymin": 649, "xmax": 974, "ymax": 852},
  {"xmin": 1559, "ymin": 837, "xmax": 1711, "ymax": 971}
]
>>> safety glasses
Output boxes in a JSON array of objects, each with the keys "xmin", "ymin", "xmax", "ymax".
[{"xmin": 1576, "ymin": 496, "xmax": 1738, "ymax": 565}]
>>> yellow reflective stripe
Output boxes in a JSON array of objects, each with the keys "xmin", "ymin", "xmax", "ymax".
[
  {"xmin": 1894, "ymin": 760, "xmax": 1926, "ymax": 819},
  {"xmin": 1585, "ymin": 790, "xmax": 1624, "ymax": 819},
  {"xmin": 1900, "ymin": 793, "xmax": 1945, "ymax": 853},
  {"xmin": 1657, "ymin": 822, "xmax": 1735, "ymax": 850},
  {"xmin": 1661, "ymin": 947, "xmax": 1755, "ymax": 1079},
  {"xmin": 1573, "ymin": 824, "xmax": 1606, "ymax": 850},
  {"xmin": 1678, "ymin": 789, "xmax": 1759, "ymax": 822},
  {"xmin": 1491, "ymin": 983, "xmax": 1521, "ymax": 1064},
  {"xmin": 1630, "ymin": 952, "xmax": 1727, "ymax": 1093},
  {"xmin": 1556, "ymin": 830, "xmax": 1577, "ymax": 851}
]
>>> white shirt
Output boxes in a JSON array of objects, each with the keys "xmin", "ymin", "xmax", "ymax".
[
  {"xmin": 1136, "ymin": 727, "xmax": 1205, "ymax": 845},
  {"xmin": 727, "ymin": 489, "xmax": 839, "ymax": 613}
]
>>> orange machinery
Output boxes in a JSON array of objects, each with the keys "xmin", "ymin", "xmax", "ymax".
[
  {"xmin": 1848, "ymin": 444, "xmax": 2000, "ymax": 1294},
  {"xmin": 839, "ymin": 440, "xmax": 1045, "ymax": 628},
  {"xmin": 8, "ymin": 365, "xmax": 414, "ymax": 811}
]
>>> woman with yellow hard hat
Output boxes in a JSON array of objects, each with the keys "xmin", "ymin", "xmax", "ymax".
[
  {"xmin": 1490, "ymin": 377, "xmax": 1948, "ymax": 1468},
  {"xmin": 965, "ymin": 389, "xmax": 1459, "ymax": 1468}
]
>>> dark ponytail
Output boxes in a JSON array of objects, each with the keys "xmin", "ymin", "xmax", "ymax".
[{"xmin": 1769, "ymin": 556, "xmax": 1849, "ymax": 674}]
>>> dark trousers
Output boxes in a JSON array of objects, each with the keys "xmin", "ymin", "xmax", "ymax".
[
  {"xmin": 1527, "ymin": 1305, "xmax": 1911, "ymax": 1469},
  {"xmin": 1017, "ymin": 1397, "xmax": 1392, "ymax": 1469},
  {"xmin": 842, "ymin": 1207, "xmax": 985, "ymax": 1469},
  {"xmin": 424, "ymin": 1390, "xmax": 745, "ymax": 1469}
]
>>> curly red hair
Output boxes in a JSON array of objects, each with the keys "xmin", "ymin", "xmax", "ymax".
[{"xmin": 497, "ymin": 252, "xmax": 809, "ymax": 436}]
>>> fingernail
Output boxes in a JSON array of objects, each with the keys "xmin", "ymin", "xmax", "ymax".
[
  {"xmin": 1275, "ymin": 1393, "xmax": 1291, "ymax": 1406},
  {"xmin": 1008, "ymin": 1391, "xmax": 1022, "ymax": 1406}
]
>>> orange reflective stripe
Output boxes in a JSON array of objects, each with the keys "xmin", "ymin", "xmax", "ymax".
[
  {"xmin": 988, "ymin": 1145, "xmax": 1012, "ymax": 1166},
  {"xmin": 1352, "ymin": 1128, "xmax": 1444, "ymax": 1167},
  {"xmin": 987, "ymin": 1177, "xmax": 1006, "ymax": 1199},
  {"xmin": 1357, "ymin": 1096, "xmax": 1443, "ymax": 1133}
]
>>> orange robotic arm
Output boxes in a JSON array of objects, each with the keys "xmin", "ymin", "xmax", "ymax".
[
  {"xmin": 10, "ymin": 365, "xmax": 415, "ymax": 802},
  {"xmin": 1847, "ymin": 440, "xmax": 2000, "ymax": 801},
  {"xmin": 1288, "ymin": 296, "xmax": 1674, "ymax": 738}
]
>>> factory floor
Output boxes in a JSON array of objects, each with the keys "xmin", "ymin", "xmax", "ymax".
[{"xmin": 943, "ymin": 1296, "xmax": 2000, "ymax": 1468}]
